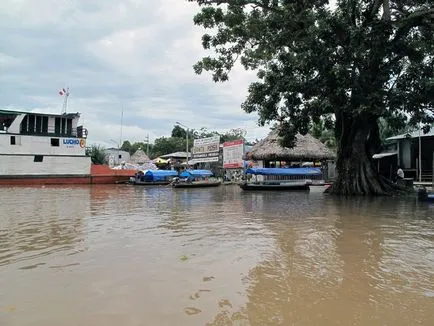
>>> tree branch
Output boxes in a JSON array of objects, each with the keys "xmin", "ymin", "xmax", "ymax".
[
  {"xmin": 193, "ymin": 0, "xmax": 281, "ymax": 12},
  {"xmin": 392, "ymin": 8, "xmax": 434, "ymax": 44},
  {"xmin": 382, "ymin": 0, "xmax": 391, "ymax": 21}
]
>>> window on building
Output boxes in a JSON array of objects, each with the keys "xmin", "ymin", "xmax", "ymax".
[
  {"xmin": 34, "ymin": 155, "xmax": 43, "ymax": 162},
  {"xmin": 10, "ymin": 136, "xmax": 16, "ymax": 145},
  {"xmin": 51, "ymin": 138, "xmax": 60, "ymax": 146}
]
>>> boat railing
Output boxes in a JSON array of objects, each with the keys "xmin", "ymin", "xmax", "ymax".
[
  {"xmin": 18, "ymin": 125, "xmax": 87, "ymax": 138},
  {"xmin": 248, "ymin": 173, "xmax": 324, "ymax": 185},
  {"xmin": 262, "ymin": 174, "xmax": 323, "ymax": 181}
]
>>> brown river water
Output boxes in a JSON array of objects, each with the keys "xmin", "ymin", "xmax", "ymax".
[{"xmin": 0, "ymin": 185, "xmax": 433, "ymax": 326}]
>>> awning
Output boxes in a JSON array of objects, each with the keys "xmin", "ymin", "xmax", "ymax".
[{"xmin": 372, "ymin": 152, "xmax": 397, "ymax": 159}]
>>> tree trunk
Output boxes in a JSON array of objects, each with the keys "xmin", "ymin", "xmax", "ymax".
[{"xmin": 329, "ymin": 113, "xmax": 398, "ymax": 196}]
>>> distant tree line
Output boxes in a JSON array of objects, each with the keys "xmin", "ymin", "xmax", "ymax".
[{"xmin": 119, "ymin": 125, "xmax": 257, "ymax": 159}]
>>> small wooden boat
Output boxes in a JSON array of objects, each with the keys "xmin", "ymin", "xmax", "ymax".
[
  {"xmin": 171, "ymin": 169, "xmax": 221, "ymax": 188},
  {"xmin": 239, "ymin": 167, "xmax": 324, "ymax": 191},
  {"xmin": 240, "ymin": 182, "xmax": 310, "ymax": 191},
  {"xmin": 129, "ymin": 169, "xmax": 178, "ymax": 186},
  {"xmin": 417, "ymin": 187, "xmax": 434, "ymax": 202},
  {"xmin": 172, "ymin": 180, "xmax": 221, "ymax": 188}
]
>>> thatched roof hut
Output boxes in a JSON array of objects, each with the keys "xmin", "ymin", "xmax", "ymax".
[
  {"xmin": 129, "ymin": 148, "xmax": 150, "ymax": 164},
  {"xmin": 245, "ymin": 130, "xmax": 336, "ymax": 161}
]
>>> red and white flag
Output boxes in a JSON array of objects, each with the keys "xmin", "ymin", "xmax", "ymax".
[{"xmin": 59, "ymin": 88, "xmax": 67, "ymax": 96}]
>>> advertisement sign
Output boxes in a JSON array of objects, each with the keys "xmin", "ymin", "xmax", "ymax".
[
  {"xmin": 191, "ymin": 135, "xmax": 220, "ymax": 163},
  {"xmin": 223, "ymin": 139, "xmax": 244, "ymax": 169}
]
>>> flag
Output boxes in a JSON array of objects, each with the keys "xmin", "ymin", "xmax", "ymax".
[{"xmin": 59, "ymin": 88, "xmax": 67, "ymax": 96}]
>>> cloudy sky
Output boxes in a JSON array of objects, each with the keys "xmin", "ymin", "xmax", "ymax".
[{"xmin": 0, "ymin": 0, "xmax": 271, "ymax": 146}]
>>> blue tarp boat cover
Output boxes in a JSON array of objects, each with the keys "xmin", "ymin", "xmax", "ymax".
[
  {"xmin": 179, "ymin": 169, "xmax": 214, "ymax": 178},
  {"xmin": 141, "ymin": 169, "xmax": 178, "ymax": 181},
  {"xmin": 245, "ymin": 167, "xmax": 322, "ymax": 176}
]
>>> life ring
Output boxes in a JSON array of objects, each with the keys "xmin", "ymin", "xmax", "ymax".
[
  {"xmin": 83, "ymin": 128, "xmax": 88, "ymax": 137},
  {"xmin": 79, "ymin": 139, "xmax": 86, "ymax": 148}
]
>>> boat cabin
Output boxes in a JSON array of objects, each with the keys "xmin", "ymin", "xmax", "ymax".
[
  {"xmin": 179, "ymin": 169, "xmax": 214, "ymax": 182},
  {"xmin": 245, "ymin": 167, "xmax": 324, "ymax": 184},
  {"xmin": 131, "ymin": 169, "xmax": 178, "ymax": 184},
  {"xmin": 0, "ymin": 109, "xmax": 87, "ymax": 138},
  {"xmin": 0, "ymin": 109, "xmax": 90, "ymax": 177}
]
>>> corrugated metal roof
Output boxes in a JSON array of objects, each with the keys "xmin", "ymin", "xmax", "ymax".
[
  {"xmin": 160, "ymin": 151, "xmax": 189, "ymax": 158},
  {"xmin": 387, "ymin": 129, "xmax": 434, "ymax": 140},
  {"xmin": 372, "ymin": 152, "xmax": 397, "ymax": 159}
]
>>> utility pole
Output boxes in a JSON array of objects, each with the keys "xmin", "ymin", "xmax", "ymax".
[
  {"xmin": 419, "ymin": 124, "xmax": 422, "ymax": 182},
  {"xmin": 119, "ymin": 107, "xmax": 124, "ymax": 151},
  {"xmin": 145, "ymin": 134, "xmax": 150, "ymax": 157},
  {"xmin": 176, "ymin": 122, "xmax": 190, "ymax": 166},
  {"xmin": 60, "ymin": 87, "xmax": 70, "ymax": 114}
]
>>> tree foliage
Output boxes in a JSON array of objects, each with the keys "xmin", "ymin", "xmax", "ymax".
[
  {"xmin": 86, "ymin": 145, "xmax": 106, "ymax": 165},
  {"xmin": 189, "ymin": 0, "xmax": 434, "ymax": 195},
  {"xmin": 309, "ymin": 118, "xmax": 336, "ymax": 149},
  {"xmin": 120, "ymin": 140, "xmax": 132, "ymax": 153},
  {"xmin": 171, "ymin": 125, "xmax": 187, "ymax": 138},
  {"xmin": 152, "ymin": 137, "xmax": 187, "ymax": 158}
]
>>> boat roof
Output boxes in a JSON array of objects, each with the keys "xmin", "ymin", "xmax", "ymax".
[
  {"xmin": 0, "ymin": 109, "xmax": 80, "ymax": 119},
  {"xmin": 138, "ymin": 169, "xmax": 178, "ymax": 176},
  {"xmin": 387, "ymin": 129, "xmax": 434, "ymax": 140},
  {"xmin": 179, "ymin": 169, "xmax": 214, "ymax": 177},
  {"xmin": 245, "ymin": 167, "xmax": 322, "ymax": 176}
]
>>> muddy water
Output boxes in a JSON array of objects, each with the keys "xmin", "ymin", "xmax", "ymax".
[{"xmin": 0, "ymin": 185, "xmax": 433, "ymax": 326}]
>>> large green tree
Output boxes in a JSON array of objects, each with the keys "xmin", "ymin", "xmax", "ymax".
[
  {"xmin": 189, "ymin": 0, "xmax": 434, "ymax": 195},
  {"xmin": 152, "ymin": 137, "xmax": 187, "ymax": 158}
]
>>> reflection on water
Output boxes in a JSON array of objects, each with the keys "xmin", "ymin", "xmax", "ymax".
[{"xmin": 0, "ymin": 185, "xmax": 433, "ymax": 326}]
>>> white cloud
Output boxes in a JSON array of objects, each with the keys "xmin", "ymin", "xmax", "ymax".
[{"xmin": 0, "ymin": 0, "xmax": 271, "ymax": 146}]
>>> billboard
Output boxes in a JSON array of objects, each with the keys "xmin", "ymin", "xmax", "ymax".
[
  {"xmin": 191, "ymin": 135, "xmax": 220, "ymax": 164},
  {"xmin": 223, "ymin": 139, "xmax": 244, "ymax": 169}
]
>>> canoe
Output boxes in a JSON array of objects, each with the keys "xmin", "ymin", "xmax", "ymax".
[
  {"xmin": 417, "ymin": 187, "xmax": 434, "ymax": 202},
  {"xmin": 172, "ymin": 181, "xmax": 221, "ymax": 188},
  {"xmin": 239, "ymin": 182, "xmax": 310, "ymax": 191},
  {"xmin": 129, "ymin": 180, "xmax": 171, "ymax": 186}
]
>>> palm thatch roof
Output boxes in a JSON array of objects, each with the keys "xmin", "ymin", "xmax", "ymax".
[
  {"xmin": 245, "ymin": 130, "xmax": 336, "ymax": 161},
  {"xmin": 129, "ymin": 148, "xmax": 150, "ymax": 164}
]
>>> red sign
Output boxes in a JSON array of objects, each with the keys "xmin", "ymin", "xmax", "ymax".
[{"xmin": 223, "ymin": 139, "xmax": 244, "ymax": 169}]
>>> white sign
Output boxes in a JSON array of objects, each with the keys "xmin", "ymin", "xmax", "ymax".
[
  {"xmin": 192, "ymin": 135, "xmax": 220, "ymax": 163},
  {"xmin": 223, "ymin": 139, "xmax": 244, "ymax": 169},
  {"xmin": 192, "ymin": 135, "xmax": 220, "ymax": 154},
  {"xmin": 190, "ymin": 156, "xmax": 219, "ymax": 164}
]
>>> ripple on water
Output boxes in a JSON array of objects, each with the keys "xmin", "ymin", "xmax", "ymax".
[{"xmin": 0, "ymin": 186, "xmax": 433, "ymax": 326}]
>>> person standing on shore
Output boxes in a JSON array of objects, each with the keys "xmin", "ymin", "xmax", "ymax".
[{"xmin": 397, "ymin": 166, "xmax": 404, "ymax": 181}]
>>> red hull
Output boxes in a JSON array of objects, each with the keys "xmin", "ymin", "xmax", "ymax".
[{"xmin": 0, "ymin": 165, "xmax": 136, "ymax": 186}]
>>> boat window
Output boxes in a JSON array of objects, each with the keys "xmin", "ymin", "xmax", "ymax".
[
  {"xmin": 28, "ymin": 115, "xmax": 35, "ymax": 133},
  {"xmin": 10, "ymin": 136, "xmax": 16, "ymax": 145},
  {"xmin": 42, "ymin": 116, "xmax": 48, "ymax": 133},
  {"xmin": 51, "ymin": 138, "xmax": 60, "ymax": 146},
  {"xmin": 61, "ymin": 118, "xmax": 66, "ymax": 135},
  {"xmin": 20, "ymin": 115, "xmax": 28, "ymax": 133},
  {"xmin": 67, "ymin": 119, "xmax": 72, "ymax": 135},
  {"xmin": 34, "ymin": 155, "xmax": 43, "ymax": 162},
  {"xmin": 36, "ymin": 116, "xmax": 42, "ymax": 133},
  {"xmin": 55, "ymin": 117, "xmax": 61, "ymax": 134}
]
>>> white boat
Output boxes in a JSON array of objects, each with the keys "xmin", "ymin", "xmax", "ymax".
[
  {"xmin": 0, "ymin": 109, "xmax": 92, "ymax": 185},
  {"xmin": 239, "ymin": 167, "xmax": 325, "ymax": 191}
]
